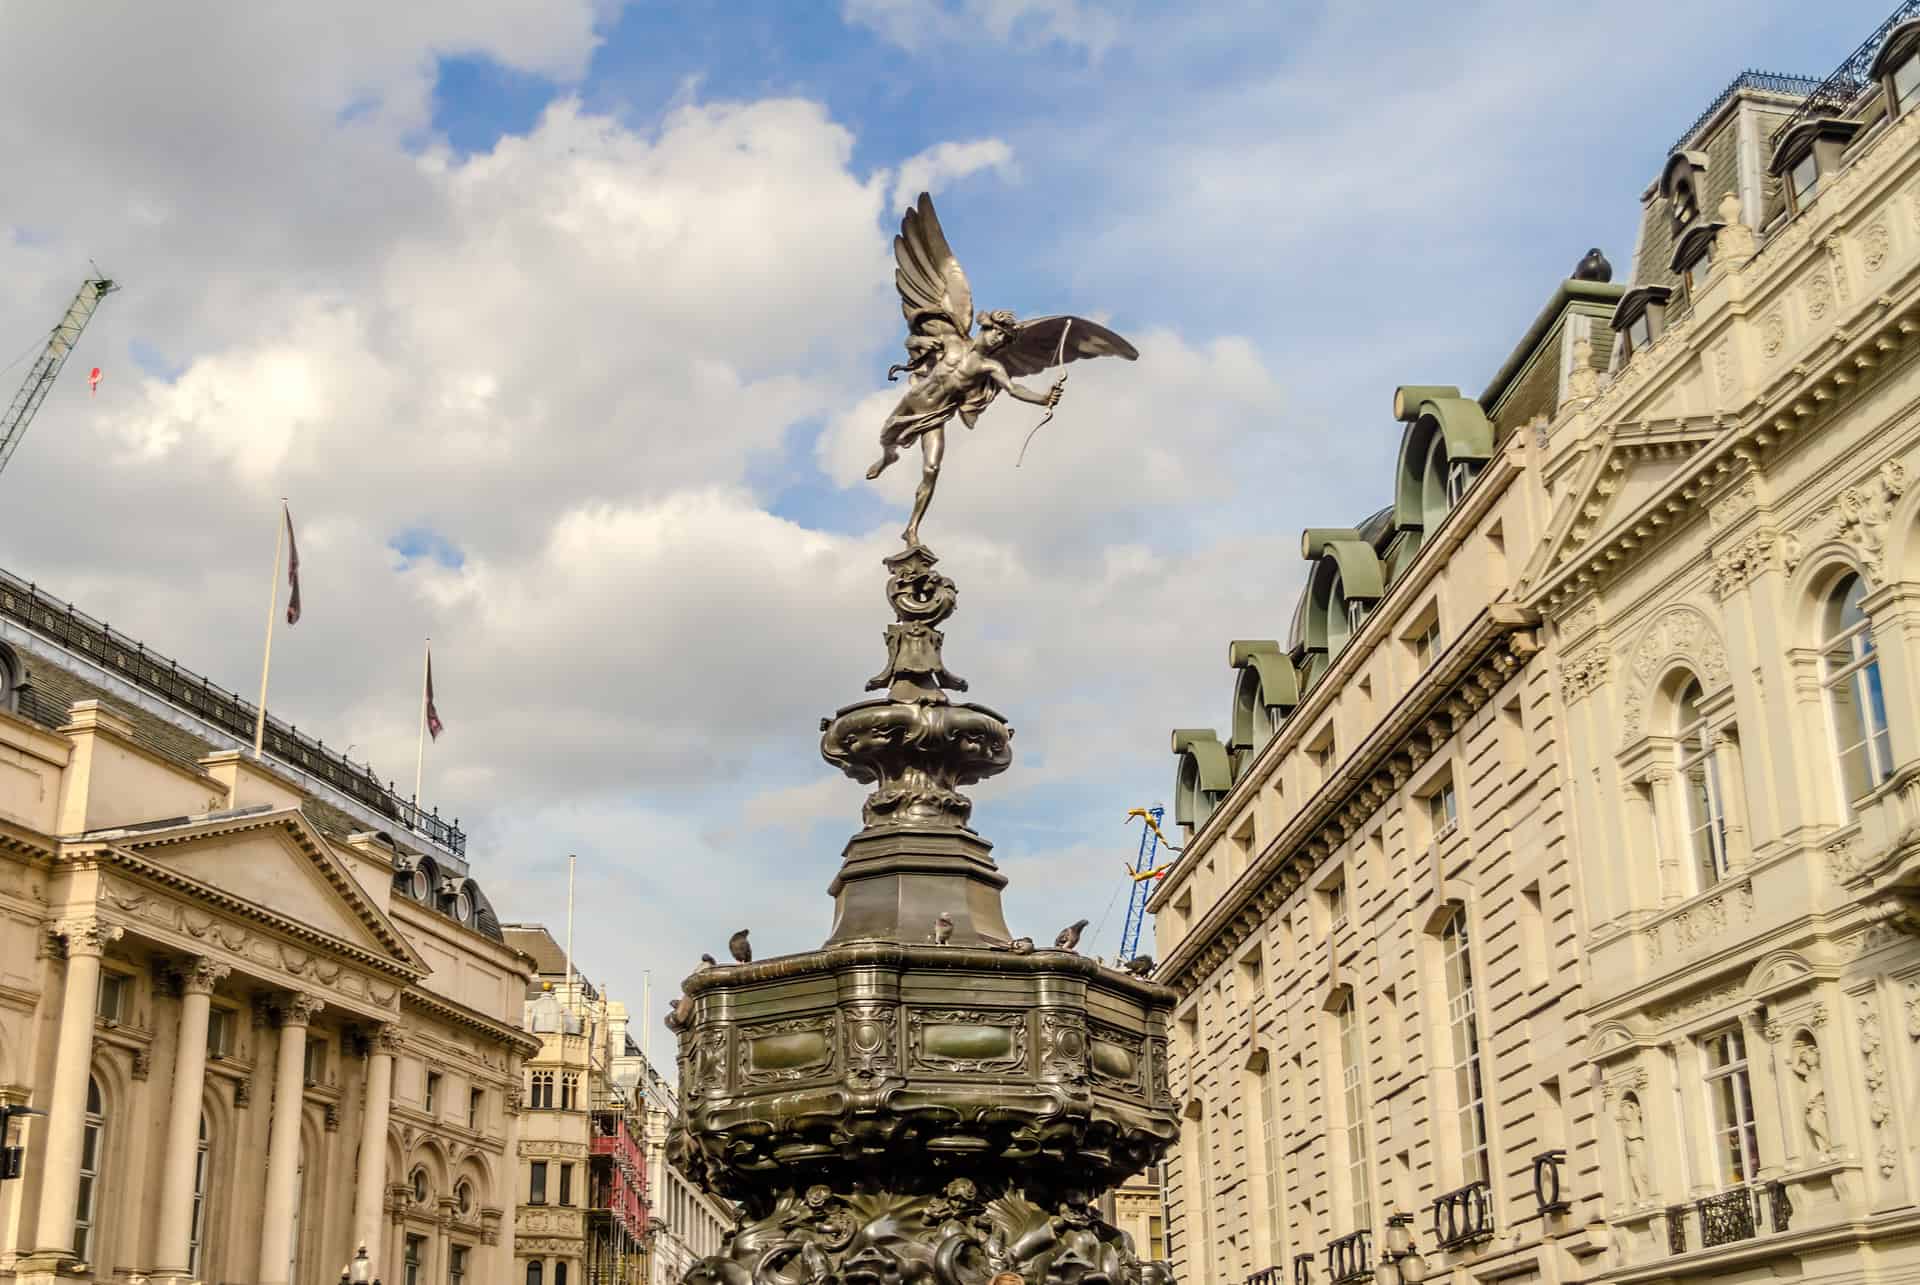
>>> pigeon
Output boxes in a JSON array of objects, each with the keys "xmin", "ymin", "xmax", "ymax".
[
  {"xmin": 1054, "ymin": 919, "xmax": 1089, "ymax": 952},
  {"xmin": 1009, "ymin": 937, "xmax": 1035, "ymax": 954},
  {"xmin": 728, "ymin": 929, "xmax": 752, "ymax": 963},
  {"xmin": 1572, "ymin": 248, "xmax": 1612, "ymax": 283},
  {"xmin": 698, "ymin": 953, "xmax": 717, "ymax": 970},
  {"xmin": 934, "ymin": 912, "xmax": 954, "ymax": 946},
  {"xmin": 1123, "ymin": 955, "xmax": 1155, "ymax": 977},
  {"xmin": 666, "ymin": 995, "xmax": 695, "ymax": 1031}
]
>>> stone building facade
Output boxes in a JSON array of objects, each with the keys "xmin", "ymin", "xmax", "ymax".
[
  {"xmin": 0, "ymin": 568, "xmax": 539, "ymax": 1285},
  {"xmin": 500, "ymin": 928, "xmax": 651, "ymax": 1285},
  {"xmin": 612, "ymin": 1057, "xmax": 729, "ymax": 1285},
  {"xmin": 1152, "ymin": 7, "xmax": 1920, "ymax": 1285}
]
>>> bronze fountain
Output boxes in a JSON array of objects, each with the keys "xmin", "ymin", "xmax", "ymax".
[{"xmin": 667, "ymin": 193, "xmax": 1176, "ymax": 1285}]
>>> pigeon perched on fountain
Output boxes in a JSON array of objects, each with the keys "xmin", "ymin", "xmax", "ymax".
[
  {"xmin": 1123, "ymin": 955, "xmax": 1154, "ymax": 977},
  {"xmin": 729, "ymin": 929, "xmax": 752, "ymax": 963},
  {"xmin": 1054, "ymin": 919, "xmax": 1089, "ymax": 952},
  {"xmin": 698, "ymin": 953, "xmax": 717, "ymax": 970},
  {"xmin": 934, "ymin": 911, "xmax": 954, "ymax": 945}
]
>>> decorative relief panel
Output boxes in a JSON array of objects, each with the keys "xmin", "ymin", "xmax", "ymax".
[
  {"xmin": 1761, "ymin": 310, "xmax": 1789, "ymax": 361},
  {"xmin": 1669, "ymin": 881, "xmax": 1755, "ymax": 955},
  {"xmin": 1864, "ymin": 221, "xmax": 1892, "ymax": 275},
  {"xmin": 694, "ymin": 1027, "xmax": 730, "ymax": 1094},
  {"xmin": 738, "ymin": 1014, "xmax": 837, "ymax": 1087},
  {"xmin": 842, "ymin": 1002, "xmax": 898, "ymax": 1086},
  {"xmin": 1147, "ymin": 1036, "xmax": 1170, "ymax": 1106},
  {"xmin": 906, "ymin": 1007, "xmax": 1029, "ymax": 1075},
  {"xmin": 1086, "ymin": 1022, "xmax": 1145, "ymax": 1097},
  {"xmin": 1857, "ymin": 991, "xmax": 1897, "ymax": 1178},
  {"xmin": 1038, "ymin": 1010, "xmax": 1088, "ymax": 1085},
  {"xmin": 1620, "ymin": 605, "xmax": 1728, "ymax": 742}
]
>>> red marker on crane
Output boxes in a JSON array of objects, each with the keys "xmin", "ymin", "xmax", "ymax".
[{"xmin": 87, "ymin": 368, "xmax": 101, "ymax": 397}]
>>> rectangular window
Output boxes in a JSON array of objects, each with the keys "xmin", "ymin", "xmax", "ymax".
[
  {"xmin": 530, "ymin": 1160, "xmax": 548, "ymax": 1204},
  {"xmin": 1427, "ymin": 781, "xmax": 1459, "ymax": 842},
  {"xmin": 1414, "ymin": 618, "xmax": 1442, "ymax": 670},
  {"xmin": 96, "ymin": 971, "xmax": 128, "ymax": 1023},
  {"xmin": 1260, "ymin": 1063, "xmax": 1285, "ymax": 1256},
  {"xmin": 1441, "ymin": 912, "xmax": 1490, "ymax": 1183},
  {"xmin": 1703, "ymin": 1027, "xmax": 1762, "ymax": 1184},
  {"xmin": 206, "ymin": 1006, "xmax": 233, "ymax": 1057},
  {"xmin": 1626, "ymin": 312, "xmax": 1652, "ymax": 353},
  {"xmin": 1898, "ymin": 55, "xmax": 1920, "ymax": 113},
  {"xmin": 450, "ymin": 1245, "xmax": 468, "ymax": 1285},
  {"xmin": 1148, "ymin": 1214, "xmax": 1166, "ymax": 1262},
  {"xmin": 405, "ymin": 1236, "xmax": 425, "ymax": 1285},
  {"xmin": 304, "ymin": 1037, "xmax": 328, "ymax": 1086},
  {"xmin": 1338, "ymin": 999, "xmax": 1371, "ymax": 1230},
  {"xmin": 73, "ymin": 1101, "xmax": 102, "ymax": 1256},
  {"xmin": 469, "ymin": 1087, "xmax": 484, "ymax": 1130},
  {"xmin": 1788, "ymin": 152, "xmax": 1819, "ymax": 207},
  {"xmin": 560, "ymin": 1162, "xmax": 574, "ymax": 1206},
  {"xmin": 1325, "ymin": 873, "xmax": 1348, "ymax": 930},
  {"xmin": 425, "ymin": 1071, "xmax": 440, "ymax": 1114}
]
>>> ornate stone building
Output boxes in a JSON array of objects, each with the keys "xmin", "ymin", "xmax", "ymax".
[
  {"xmin": 0, "ymin": 567, "xmax": 539, "ymax": 1285},
  {"xmin": 501, "ymin": 928, "xmax": 652, "ymax": 1285},
  {"xmin": 607, "ymin": 1050, "xmax": 729, "ymax": 1285},
  {"xmin": 1152, "ymin": 6, "xmax": 1920, "ymax": 1285}
]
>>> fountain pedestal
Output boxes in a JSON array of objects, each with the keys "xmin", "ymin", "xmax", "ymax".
[{"xmin": 670, "ymin": 544, "xmax": 1179, "ymax": 1285}]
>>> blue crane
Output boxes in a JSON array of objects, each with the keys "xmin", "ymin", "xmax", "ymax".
[
  {"xmin": 0, "ymin": 275, "xmax": 117, "ymax": 480},
  {"xmin": 1118, "ymin": 805, "xmax": 1180, "ymax": 961}
]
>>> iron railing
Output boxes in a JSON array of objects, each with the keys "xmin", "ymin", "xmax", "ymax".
[
  {"xmin": 1247, "ymin": 1266, "xmax": 1284, "ymax": 1285},
  {"xmin": 1292, "ymin": 1251, "xmax": 1315, "ymax": 1285},
  {"xmin": 1771, "ymin": 0, "xmax": 1920, "ymax": 150},
  {"xmin": 1667, "ymin": 1180, "xmax": 1792, "ymax": 1254},
  {"xmin": 0, "ymin": 568, "xmax": 466, "ymax": 856},
  {"xmin": 1668, "ymin": 71, "xmax": 1825, "ymax": 159},
  {"xmin": 1531, "ymin": 1150, "xmax": 1570, "ymax": 1215},
  {"xmin": 1324, "ymin": 1231, "xmax": 1370, "ymax": 1285},
  {"xmin": 1431, "ymin": 1180, "xmax": 1495, "ymax": 1250}
]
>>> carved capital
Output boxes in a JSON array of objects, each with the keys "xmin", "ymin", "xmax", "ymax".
[
  {"xmin": 282, "ymin": 993, "xmax": 325, "ymax": 1027},
  {"xmin": 52, "ymin": 917, "xmax": 123, "ymax": 958},
  {"xmin": 182, "ymin": 957, "xmax": 231, "ymax": 996},
  {"xmin": 372, "ymin": 1024, "xmax": 404, "ymax": 1057}
]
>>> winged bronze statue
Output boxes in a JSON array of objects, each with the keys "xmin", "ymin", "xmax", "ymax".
[{"xmin": 868, "ymin": 191, "xmax": 1139, "ymax": 547}]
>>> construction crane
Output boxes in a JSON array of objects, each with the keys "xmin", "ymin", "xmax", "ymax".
[
  {"xmin": 0, "ymin": 274, "xmax": 118, "ymax": 480},
  {"xmin": 1117, "ymin": 805, "xmax": 1181, "ymax": 961}
]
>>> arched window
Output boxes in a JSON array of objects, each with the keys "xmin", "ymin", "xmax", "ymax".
[
  {"xmin": 1440, "ymin": 912, "xmax": 1489, "ymax": 1184},
  {"xmin": 556, "ymin": 1263, "xmax": 569, "ymax": 1285},
  {"xmin": 561, "ymin": 1074, "xmax": 579, "ymax": 1111},
  {"xmin": 1675, "ymin": 679, "xmax": 1729, "ymax": 889},
  {"xmin": 531, "ymin": 1071, "xmax": 554, "ymax": 1110},
  {"xmin": 527, "ymin": 1262, "xmax": 544, "ymax": 1285},
  {"xmin": 74, "ymin": 1075, "xmax": 105, "ymax": 1257},
  {"xmin": 188, "ymin": 1113, "xmax": 210, "ymax": 1276},
  {"xmin": 1822, "ymin": 573, "xmax": 1893, "ymax": 805},
  {"xmin": 412, "ymin": 1166, "xmax": 430, "ymax": 1204}
]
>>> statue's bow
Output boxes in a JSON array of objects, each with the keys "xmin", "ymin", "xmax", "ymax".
[{"xmin": 1015, "ymin": 320, "xmax": 1073, "ymax": 469}]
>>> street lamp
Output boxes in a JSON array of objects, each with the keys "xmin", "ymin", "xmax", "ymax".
[
  {"xmin": 340, "ymin": 1243, "xmax": 381, "ymax": 1285},
  {"xmin": 1375, "ymin": 1213, "xmax": 1428, "ymax": 1285}
]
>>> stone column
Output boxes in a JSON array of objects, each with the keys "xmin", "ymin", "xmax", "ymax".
[
  {"xmin": 1738, "ymin": 1006, "xmax": 1786, "ymax": 1178},
  {"xmin": 257, "ymin": 993, "xmax": 322, "ymax": 1285},
  {"xmin": 355, "ymin": 1026, "xmax": 400, "ymax": 1270},
  {"xmin": 1714, "ymin": 728, "xmax": 1754, "ymax": 871},
  {"xmin": 155, "ymin": 957, "xmax": 230, "ymax": 1279},
  {"xmin": 31, "ymin": 918, "xmax": 124, "ymax": 1260},
  {"xmin": 1645, "ymin": 768, "xmax": 1685, "ymax": 905}
]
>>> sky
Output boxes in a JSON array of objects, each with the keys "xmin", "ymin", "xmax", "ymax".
[{"xmin": 0, "ymin": 0, "xmax": 1884, "ymax": 1059}]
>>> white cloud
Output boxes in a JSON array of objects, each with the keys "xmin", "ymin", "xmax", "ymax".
[
  {"xmin": 889, "ymin": 138, "xmax": 1017, "ymax": 212},
  {"xmin": 844, "ymin": 0, "xmax": 1117, "ymax": 58}
]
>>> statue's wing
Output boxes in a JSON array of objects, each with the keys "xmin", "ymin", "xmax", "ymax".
[
  {"xmin": 998, "ymin": 316, "xmax": 1140, "ymax": 378},
  {"xmin": 894, "ymin": 192, "xmax": 973, "ymax": 339}
]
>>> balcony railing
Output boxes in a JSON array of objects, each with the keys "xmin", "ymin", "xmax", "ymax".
[
  {"xmin": 1431, "ymin": 1180, "xmax": 1494, "ymax": 1250},
  {"xmin": 0, "ymin": 569, "xmax": 466, "ymax": 857},
  {"xmin": 1247, "ymin": 1265, "xmax": 1284, "ymax": 1285},
  {"xmin": 1667, "ymin": 71, "xmax": 1825, "ymax": 159},
  {"xmin": 1324, "ymin": 1231, "xmax": 1370, "ymax": 1285},
  {"xmin": 1292, "ymin": 1251, "xmax": 1315, "ymax": 1285},
  {"xmin": 1667, "ymin": 1180, "xmax": 1791, "ymax": 1254},
  {"xmin": 1771, "ymin": 0, "xmax": 1920, "ymax": 150}
]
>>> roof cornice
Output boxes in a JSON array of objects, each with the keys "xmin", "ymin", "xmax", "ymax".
[
  {"xmin": 1154, "ymin": 605, "xmax": 1539, "ymax": 992},
  {"xmin": 402, "ymin": 986, "xmax": 541, "ymax": 1056}
]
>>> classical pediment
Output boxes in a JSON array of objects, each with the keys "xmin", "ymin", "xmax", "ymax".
[
  {"xmin": 1534, "ymin": 432, "xmax": 1719, "ymax": 588},
  {"xmin": 82, "ymin": 808, "xmax": 422, "ymax": 972}
]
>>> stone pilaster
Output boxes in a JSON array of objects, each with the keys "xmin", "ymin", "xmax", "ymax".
[{"xmin": 354, "ymin": 1025, "xmax": 400, "ymax": 1273}]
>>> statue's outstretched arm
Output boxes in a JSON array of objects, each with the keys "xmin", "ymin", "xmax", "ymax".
[{"xmin": 988, "ymin": 362, "xmax": 1059, "ymax": 408}]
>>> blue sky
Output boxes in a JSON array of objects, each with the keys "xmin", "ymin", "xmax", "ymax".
[{"xmin": 0, "ymin": 0, "xmax": 1889, "ymax": 1047}]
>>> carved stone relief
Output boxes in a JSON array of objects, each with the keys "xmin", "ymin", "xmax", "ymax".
[{"xmin": 1858, "ymin": 992, "xmax": 1898, "ymax": 1178}]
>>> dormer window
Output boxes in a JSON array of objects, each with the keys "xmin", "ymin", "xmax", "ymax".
[
  {"xmin": 1612, "ymin": 285, "xmax": 1672, "ymax": 361},
  {"xmin": 1670, "ymin": 223, "xmax": 1722, "ymax": 301},
  {"xmin": 1769, "ymin": 115, "xmax": 1861, "ymax": 218},
  {"xmin": 1672, "ymin": 177, "xmax": 1699, "ymax": 230},
  {"xmin": 1444, "ymin": 457, "xmax": 1479, "ymax": 507},
  {"xmin": 1658, "ymin": 150, "xmax": 1709, "ymax": 240},
  {"xmin": 1873, "ymin": 19, "xmax": 1920, "ymax": 117}
]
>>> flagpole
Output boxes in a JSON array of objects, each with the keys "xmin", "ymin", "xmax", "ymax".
[
  {"xmin": 414, "ymin": 638, "xmax": 430, "ymax": 803},
  {"xmin": 563, "ymin": 854, "xmax": 577, "ymax": 1015},
  {"xmin": 252, "ymin": 501, "xmax": 286, "ymax": 758}
]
